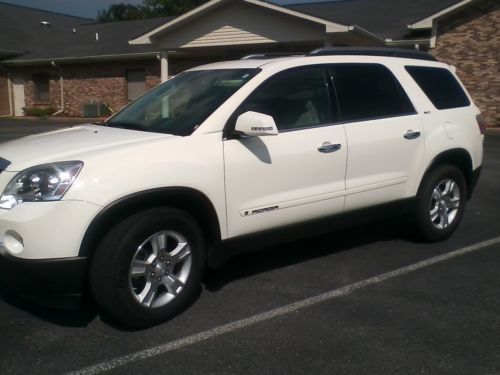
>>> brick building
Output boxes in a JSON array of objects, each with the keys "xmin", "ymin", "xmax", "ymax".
[
  {"xmin": 430, "ymin": 0, "xmax": 499, "ymax": 127},
  {"xmin": 0, "ymin": 0, "xmax": 498, "ymax": 126}
]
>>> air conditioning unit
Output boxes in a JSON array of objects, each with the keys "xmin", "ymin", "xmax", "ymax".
[{"xmin": 82, "ymin": 101, "xmax": 112, "ymax": 117}]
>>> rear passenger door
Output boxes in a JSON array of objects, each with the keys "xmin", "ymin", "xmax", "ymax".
[{"xmin": 328, "ymin": 63, "xmax": 424, "ymax": 211}]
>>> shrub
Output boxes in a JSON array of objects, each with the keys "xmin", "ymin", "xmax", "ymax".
[{"xmin": 23, "ymin": 106, "xmax": 57, "ymax": 117}]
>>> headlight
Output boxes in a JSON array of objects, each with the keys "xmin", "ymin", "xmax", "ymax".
[{"xmin": 0, "ymin": 161, "xmax": 83, "ymax": 210}]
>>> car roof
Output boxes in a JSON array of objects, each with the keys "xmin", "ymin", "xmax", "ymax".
[{"xmin": 189, "ymin": 54, "xmax": 447, "ymax": 72}]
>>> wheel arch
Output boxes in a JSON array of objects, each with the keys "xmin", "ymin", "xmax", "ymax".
[
  {"xmin": 79, "ymin": 187, "xmax": 222, "ymax": 258},
  {"xmin": 422, "ymin": 148, "xmax": 474, "ymax": 199}
]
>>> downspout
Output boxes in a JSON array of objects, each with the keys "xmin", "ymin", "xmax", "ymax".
[
  {"xmin": 51, "ymin": 60, "xmax": 65, "ymax": 116},
  {"xmin": 0, "ymin": 66, "xmax": 14, "ymax": 117}
]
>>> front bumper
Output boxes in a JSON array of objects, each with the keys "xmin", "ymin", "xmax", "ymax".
[
  {"xmin": 0, "ymin": 247, "xmax": 87, "ymax": 308},
  {"xmin": 0, "ymin": 200, "xmax": 102, "ymax": 259},
  {"xmin": 0, "ymin": 200, "xmax": 101, "ymax": 307}
]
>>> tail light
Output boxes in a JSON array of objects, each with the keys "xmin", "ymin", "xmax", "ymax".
[{"xmin": 476, "ymin": 114, "xmax": 486, "ymax": 134}]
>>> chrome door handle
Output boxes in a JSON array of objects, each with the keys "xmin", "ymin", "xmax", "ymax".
[
  {"xmin": 404, "ymin": 130, "xmax": 421, "ymax": 140},
  {"xmin": 318, "ymin": 142, "xmax": 342, "ymax": 153}
]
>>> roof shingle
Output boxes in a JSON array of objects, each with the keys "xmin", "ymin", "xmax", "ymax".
[
  {"xmin": 0, "ymin": 2, "xmax": 173, "ymax": 62},
  {"xmin": 285, "ymin": 0, "xmax": 462, "ymax": 39}
]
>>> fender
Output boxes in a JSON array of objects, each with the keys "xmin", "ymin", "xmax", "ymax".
[
  {"xmin": 79, "ymin": 187, "xmax": 222, "ymax": 258},
  {"xmin": 420, "ymin": 148, "xmax": 475, "ymax": 198}
]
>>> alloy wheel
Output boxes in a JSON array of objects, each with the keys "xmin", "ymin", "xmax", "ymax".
[
  {"xmin": 429, "ymin": 178, "xmax": 461, "ymax": 230},
  {"xmin": 128, "ymin": 230, "xmax": 192, "ymax": 308}
]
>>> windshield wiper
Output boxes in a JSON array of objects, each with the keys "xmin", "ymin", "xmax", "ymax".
[{"xmin": 106, "ymin": 121, "xmax": 146, "ymax": 131}]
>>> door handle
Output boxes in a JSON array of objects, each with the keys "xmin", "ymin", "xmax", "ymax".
[
  {"xmin": 318, "ymin": 142, "xmax": 342, "ymax": 153},
  {"xmin": 404, "ymin": 130, "xmax": 421, "ymax": 140}
]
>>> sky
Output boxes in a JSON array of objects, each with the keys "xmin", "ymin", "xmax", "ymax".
[{"xmin": 0, "ymin": 0, "xmax": 329, "ymax": 19}]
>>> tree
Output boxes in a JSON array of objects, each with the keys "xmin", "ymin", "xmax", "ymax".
[
  {"xmin": 97, "ymin": 4, "xmax": 148, "ymax": 22},
  {"xmin": 97, "ymin": 0, "xmax": 209, "ymax": 22},
  {"xmin": 142, "ymin": 0, "xmax": 208, "ymax": 17}
]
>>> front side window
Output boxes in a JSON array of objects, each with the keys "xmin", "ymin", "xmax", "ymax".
[
  {"xmin": 107, "ymin": 68, "xmax": 259, "ymax": 136},
  {"xmin": 236, "ymin": 66, "xmax": 335, "ymax": 131},
  {"xmin": 329, "ymin": 64, "xmax": 415, "ymax": 122},
  {"xmin": 33, "ymin": 73, "xmax": 49, "ymax": 102},
  {"xmin": 405, "ymin": 66, "xmax": 470, "ymax": 110}
]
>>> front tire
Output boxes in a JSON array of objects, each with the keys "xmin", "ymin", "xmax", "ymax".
[
  {"xmin": 415, "ymin": 165, "xmax": 467, "ymax": 242},
  {"xmin": 89, "ymin": 207, "xmax": 205, "ymax": 329}
]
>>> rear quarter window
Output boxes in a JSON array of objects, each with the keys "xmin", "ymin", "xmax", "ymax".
[{"xmin": 405, "ymin": 66, "xmax": 470, "ymax": 110}]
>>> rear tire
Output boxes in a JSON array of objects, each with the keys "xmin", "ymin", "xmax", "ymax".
[
  {"xmin": 414, "ymin": 165, "xmax": 467, "ymax": 242},
  {"xmin": 89, "ymin": 207, "xmax": 205, "ymax": 329}
]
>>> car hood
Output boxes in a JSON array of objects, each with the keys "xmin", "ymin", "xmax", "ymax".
[{"xmin": 0, "ymin": 124, "xmax": 170, "ymax": 171}]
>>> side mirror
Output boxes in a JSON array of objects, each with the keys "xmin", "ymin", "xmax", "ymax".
[{"xmin": 234, "ymin": 111, "xmax": 279, "ymax": 137}]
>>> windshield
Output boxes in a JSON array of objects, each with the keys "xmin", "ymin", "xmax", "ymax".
[{"xmin": 106, "ymin": 68, "xmax": 260, "ymax": 136}]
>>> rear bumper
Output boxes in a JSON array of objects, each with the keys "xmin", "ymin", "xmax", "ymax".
[{"xmin": 0, "ymin": 247, "xmax": 87, "ymax": 308}]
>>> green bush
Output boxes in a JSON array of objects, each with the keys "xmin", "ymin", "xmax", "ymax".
[{"xmin": 23, "ymin": 106, "xmax": 57, "ymax": 117}]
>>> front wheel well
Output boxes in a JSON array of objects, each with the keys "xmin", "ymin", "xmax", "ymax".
[
  {"xmin": 424, "ymin": 149, "xmax": 474, "ymax": 199},
  {"xmin": 79, "ymin": 187, "xmax": 222, "ymax": 259}
]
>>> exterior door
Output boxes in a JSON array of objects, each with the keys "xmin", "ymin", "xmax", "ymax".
[
  {"xmin": 12, "ymin": 75, "xmax": 25, "ymax": 117},
  {"xmin": 223, "ymin": 66, "xmax": 347, "ymax": 238},
  {"xmin": 327, "ymin": 63, "xmax": 424, "ymax": 211}
]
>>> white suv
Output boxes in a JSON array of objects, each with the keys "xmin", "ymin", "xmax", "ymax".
[{"xmin": 0, "ymin": 48, "xmax": 483, "ymax": 327}]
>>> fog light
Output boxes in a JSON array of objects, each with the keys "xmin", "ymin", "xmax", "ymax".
[{"xmin": 3, "ymin": 231, "xmax": 24, "ymax": 255}]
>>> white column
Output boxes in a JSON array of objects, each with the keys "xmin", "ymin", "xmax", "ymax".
[
  {"xmin": 160, "ymin": 50, "xmax": 169, "ymax": 83},
  {"xmin": 430, "ymin": 22, "xmax": 438, "ymax": 49}
]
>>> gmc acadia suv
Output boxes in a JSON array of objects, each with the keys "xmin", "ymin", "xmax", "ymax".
[{"xmin": 0, "ymin": 48, "xmax": 484, "ymax": 327}]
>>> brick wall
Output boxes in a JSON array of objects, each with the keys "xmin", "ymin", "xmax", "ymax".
[
  {"xmin": 17, "ymin": 57, "xmax": 221, "ymax": 117},
  {"xmin": 432, "ymin": 0, "xmax": 499, "ymax": 127},
  {"xmin": 21, "ymin": 60, "xmax": 161, "ymax": 117}
]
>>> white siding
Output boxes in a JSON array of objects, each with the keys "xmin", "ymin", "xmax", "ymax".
[{"xmin": 155, "ymin": 2, "xmax": 326, "ymax": 48}]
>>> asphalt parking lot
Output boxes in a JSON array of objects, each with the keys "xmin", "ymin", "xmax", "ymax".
[{"xmin": 0, "ymin": 118, "xmax": 499, "ymax": 375}]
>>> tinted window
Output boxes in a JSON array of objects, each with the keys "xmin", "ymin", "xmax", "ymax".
[
  {"xmin": 127, "ymin": 69, "xmax": 146, "ymax": 101},
  {"xmin": 406, "ymin": 66, "xmax": 470, "ymax": 109},
  {"xmin": 329, "ymin": 64, "xmax": 415, "ymax": 122},
  {"xmin": 33, "ymin": 73, "xmax": 50, "ymax": 102},
  {"xmin": 238, "ymin": 66, "xmax": 335, "ymax": 131}
]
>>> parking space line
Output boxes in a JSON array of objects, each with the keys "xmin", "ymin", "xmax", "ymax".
[{"xmin": 69, "ymin": 236, "xmax": 500, "ymax": 375}]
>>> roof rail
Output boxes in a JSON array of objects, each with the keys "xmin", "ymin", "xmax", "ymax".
[
  {"xmin": 309, "ymin": 47, "xmax": 437, "ymax": 62},
  {"xmin": 241, "ymin": 52, "xmax": 305, "ymax": 60}
]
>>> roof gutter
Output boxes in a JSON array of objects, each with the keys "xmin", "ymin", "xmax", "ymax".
[
  {"xmin": 348, "ymin": 26, "xmax": 386, "ymax": 45},
  {"xmin": 0, "ymin": 52, "xmax": 161, "ymax": 66}
]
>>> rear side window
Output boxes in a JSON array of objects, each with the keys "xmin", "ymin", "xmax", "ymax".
[
  {"xmin": 405, "ymin": 66, "xmax": 470, "ymax": 109},
  {"xmin": 329, "ymin": 64, "xmax": 415, "ymax": 122},
  {"xmin": 237, "ymin": 66, "xmax": 335, "ymax": 131}
]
